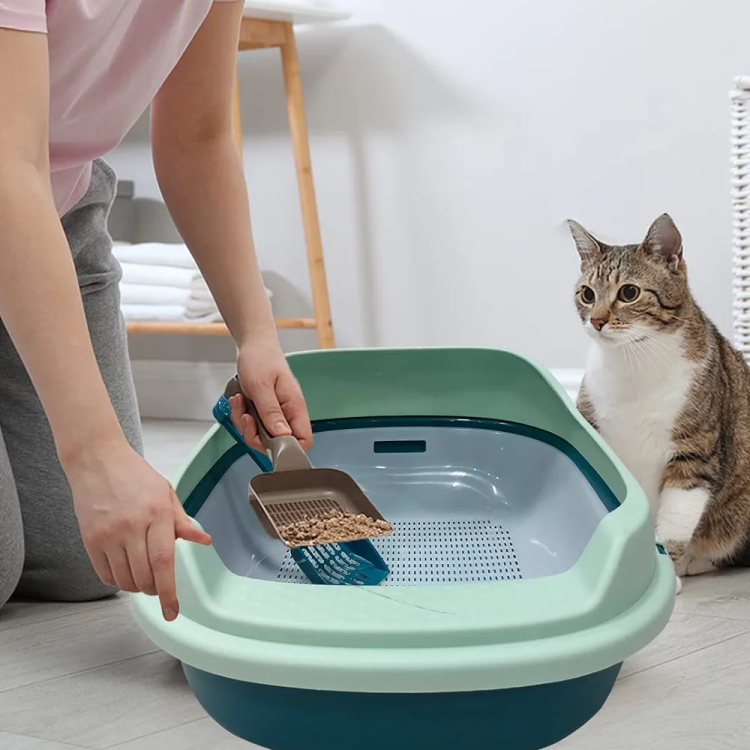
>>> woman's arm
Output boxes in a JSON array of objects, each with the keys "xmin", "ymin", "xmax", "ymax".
[
  {"xmin": 0, "ymin": 28, "xmax": 209, "ymax": 621},
  {"xmin": 150, "ymin": 0, "xmax": 312, "ymax": 450},
  {"xmin": 0, "ymin": 28, "xmax": 124, "ymax": 462}
]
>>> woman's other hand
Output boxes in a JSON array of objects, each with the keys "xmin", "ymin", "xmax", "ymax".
[{"xmin": 65, "ymin": 441, "xmax": 211, "ymax": 622}]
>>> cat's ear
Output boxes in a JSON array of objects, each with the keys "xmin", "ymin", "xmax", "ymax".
[
  {"xmin": 567, "ymin": 220, "xmax": 603, "ymax": 267},
  {"xmin": 642, "ymin": 213, "xmax": 683, "ymax": 271}
]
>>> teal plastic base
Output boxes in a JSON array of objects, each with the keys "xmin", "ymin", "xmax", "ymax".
[{"xmin": 183, "ymin": 663, "xmax": 621, "ymax": 750}]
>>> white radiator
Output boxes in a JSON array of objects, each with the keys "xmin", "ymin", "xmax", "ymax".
[{"xmin": 731, "ymin": 76, "xmax": 750, "ymax": 358}]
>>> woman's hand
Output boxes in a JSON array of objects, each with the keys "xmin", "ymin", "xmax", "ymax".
[
  {"xmin": 229, "ymin": 337, "xmax": 313, "ymax": 453},
  {"xmin": 65, "ymin": 439, "xmax": 211, "ymax": 621}
]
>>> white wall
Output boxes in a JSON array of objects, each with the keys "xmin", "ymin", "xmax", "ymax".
[{"xmin": 111, "ymin": 0, "xmax": 748, "ymax": 370}]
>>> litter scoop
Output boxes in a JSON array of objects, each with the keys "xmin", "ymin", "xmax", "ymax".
[{"xmin": 213, "ymin": 376, "xmax": 391, "ymax": 585}]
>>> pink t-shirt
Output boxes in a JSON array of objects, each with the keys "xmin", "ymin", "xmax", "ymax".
[{"xmin": 0, "ymin": 0, "xmax": 232, "ymax": 216}]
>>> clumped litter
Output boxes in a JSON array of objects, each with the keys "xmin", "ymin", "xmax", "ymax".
[{"xmin": 278, "ymin": 511, "xmax": 393, "ymax": 547}]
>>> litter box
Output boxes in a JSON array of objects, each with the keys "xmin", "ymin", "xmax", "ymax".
[{"xmin": 132, "ymin": 347, "xmax": 675, "ymax": 750}]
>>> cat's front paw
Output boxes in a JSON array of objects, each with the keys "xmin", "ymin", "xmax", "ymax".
[
  {"xmin": 664, "ymin": 539, "xmax": 687, "ymax": 569},
  {"xmin": 664, "ymin": 539, "xmax": 716, "ymax": 578},
  {"xmin": 675, "ymin": 575, "xmax": 683, "ymax": 596}
]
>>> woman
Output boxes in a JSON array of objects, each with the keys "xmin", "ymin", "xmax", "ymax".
[{"xmin": 0, "ymin": 1, "xmax": 313, "ymax": 622}]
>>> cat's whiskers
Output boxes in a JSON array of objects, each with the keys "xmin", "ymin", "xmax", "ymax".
[
  {"xmin": 623, "ymin": 338, "xmax": 639, "ymax": 379},
  {"xmin": 636, "ymin": 329, "xmax": 686, "ymax": 372},
  {"xmin": 618, "ymin": 331, "xmax": 643, "ymax": 376},
  {"xmin": 631, "ymin": 344, "xmax": 659, "ymax": 375},
  {"xmin": 613, "ymin": 330, "xmax": 636, "ymax": 378},
  {"xmin": 610, "ymin": 328, "xmax": 654, "ymax": 371},
  {"xmin": 630, "ymin": 334, "xmax": 673, "ymax": 373}
]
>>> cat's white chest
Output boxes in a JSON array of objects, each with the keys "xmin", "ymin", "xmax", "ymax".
[{"xmin": 584, "ymin": 334, "xmax": 695, "ymax": 517}]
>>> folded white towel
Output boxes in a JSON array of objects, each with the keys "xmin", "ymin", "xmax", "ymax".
[
  {"xmin": 122, "ymin": 304, "xmax": 185, "ymax": 322},
  {"xmin": 184, "ymin": 303, "xmax": 220, "ymax": 319},
  {"xmin": 120, "ymin": 283, "xmax": 191, "ymax": 306},
  {"xmin": 186, "ymin": 291, "xmax": 220, "ymax": 312},
  {"xmin": 119, "ymin": 254, "xmax": 273, "ymax": 324},
  {"xmin": 190, "ymin": 289, "xmax": 215, "ymax": 303},
  {"xmin": 189, "ymin": 275, "xmax": 211, "ymax": 293},
  {"xmin": 114, "ymin": 242, "xmax": 196, "ymax": 269},
  {"xmin": 120, "ymin": 262, "xmax": 199, "ymax": 289},
  {"xmin": 190, "ymin": 274, "xmax": 273, "ymax": 298},
  {"xmin": 122, "ymin": 304, "xmax": 223, "ymax": 323},
  {"xmin": 184, "ymin": 294, "xmax": 219, "ymax": 319}
]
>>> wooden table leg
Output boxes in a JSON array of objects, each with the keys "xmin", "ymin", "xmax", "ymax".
[{"xmin": 279, "ymin": 22, "xmax": 336, "ymax": 349}]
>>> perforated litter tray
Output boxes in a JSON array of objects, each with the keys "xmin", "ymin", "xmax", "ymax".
[
  {"xmin": 197, "ymin": 418, "xmax": 617, "ymax": 587},
  {"xmin": 133, "ymin": 347, "xmax": 676, "ymax": 750}
]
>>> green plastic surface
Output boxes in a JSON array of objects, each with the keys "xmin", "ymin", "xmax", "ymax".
[{"xmin": 132, "ymin": 347, "xmax": 675, "ymax": 694}]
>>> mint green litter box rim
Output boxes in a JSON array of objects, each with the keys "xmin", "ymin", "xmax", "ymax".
[{"xmin": 132, "ymin": 347, "xmax": 676, "ymax": 694}]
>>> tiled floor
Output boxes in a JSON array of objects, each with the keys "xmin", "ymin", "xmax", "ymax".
[{"xmin": 1, "ymin": 420, "xmax": 749, "ymax": 749}]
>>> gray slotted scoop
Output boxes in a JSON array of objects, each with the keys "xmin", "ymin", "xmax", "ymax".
[{"xmin": 223, "ymin": 376, "xmax": 393, "ymax": 550}]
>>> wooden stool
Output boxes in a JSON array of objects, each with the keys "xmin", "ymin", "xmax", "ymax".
[
  {"xmin": 233, "ymin": 3, "xmax": 348, "ymax": 349},
  {"xmin": 126, "ymin": 3, "xmax": 347, "ymax": 349}
]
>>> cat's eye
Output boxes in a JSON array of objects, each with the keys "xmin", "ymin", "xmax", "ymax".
[
  {"xmin": 618, "ymin": 284, "xmax": 641, "ymax": 303},
  {"xmin": 580, "ymin": 286, "xmax": 595, "ymax": 304}
]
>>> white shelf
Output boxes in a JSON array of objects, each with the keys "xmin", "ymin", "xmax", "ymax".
[{"xmin": 242, "ymin": 1, "xmax": 350, "ymax": 24}]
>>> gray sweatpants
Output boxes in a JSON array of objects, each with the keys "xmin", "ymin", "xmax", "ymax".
[{"xmin": 0, "ymin": 159, "xmax": 142, "ymax": 609}]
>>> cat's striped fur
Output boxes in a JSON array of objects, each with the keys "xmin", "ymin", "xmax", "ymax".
[{"xmin": 568, "ymin": 214, "xmax": 750, "ymax": 591}]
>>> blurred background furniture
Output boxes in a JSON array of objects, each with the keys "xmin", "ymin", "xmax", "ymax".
[{"xmin": 119, "ymin": 1, "xmax": 349, "ymax": 349}]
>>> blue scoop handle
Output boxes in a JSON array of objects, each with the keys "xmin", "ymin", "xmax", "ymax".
[{"xmin": 213, "ymin": 393, "xmax": 261, "ymax": 457}]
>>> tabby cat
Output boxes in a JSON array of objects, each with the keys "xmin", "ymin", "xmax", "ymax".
[{"xmin": 568, "ymin": 213, "xmax": 750, "ymax": 592}]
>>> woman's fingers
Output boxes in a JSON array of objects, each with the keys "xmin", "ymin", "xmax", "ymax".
[
  {"xmin": 230, "ymin": 375, "xmax": 312, "ymax": 452},
  {"xmin": 146, "ymin": 518, "xmax": 179, "ymax": 621},
  {"xmin": 251, "ymin": 380, "xmax": 291, "ymax": 438},
  {"xmin": 241, "ymin": 412, "xmax": 262, "ymax": 451},
  {"xmin": 125, "ymin": 534, "xmax": 157, "ymax": 596},
  {"xmin": 175, "ymin": 516, "xmax": 211, "ymax": 544},
  {"xmin": 90, "ymin": 492, "xmax": 208, "ymax": 620},
  {"xmin": 230, "ymin": 393, "xmax": 263, "ymax": 451},
  {"xmin": 106, "ymin": 546, "xmax": 138, "ymax": 593},
  {"xmin": 90, "ymin": 550, "xmax": 116, "ymax": 588},
  {"xmin": 68, "ymin": 444, "xmax": 195, "ymax": 623},
  {"xmin": 276, "ymin": 373, "xmax": 313, "ymax": 450},
  {"xmin": 173, "ymin": 492, "xmax": 211, "ymax": 545}
]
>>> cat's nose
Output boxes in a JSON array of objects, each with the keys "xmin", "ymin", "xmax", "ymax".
[{"xmin": 590, "ymin": 317, "xmax": 608, "ymax": 332}]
